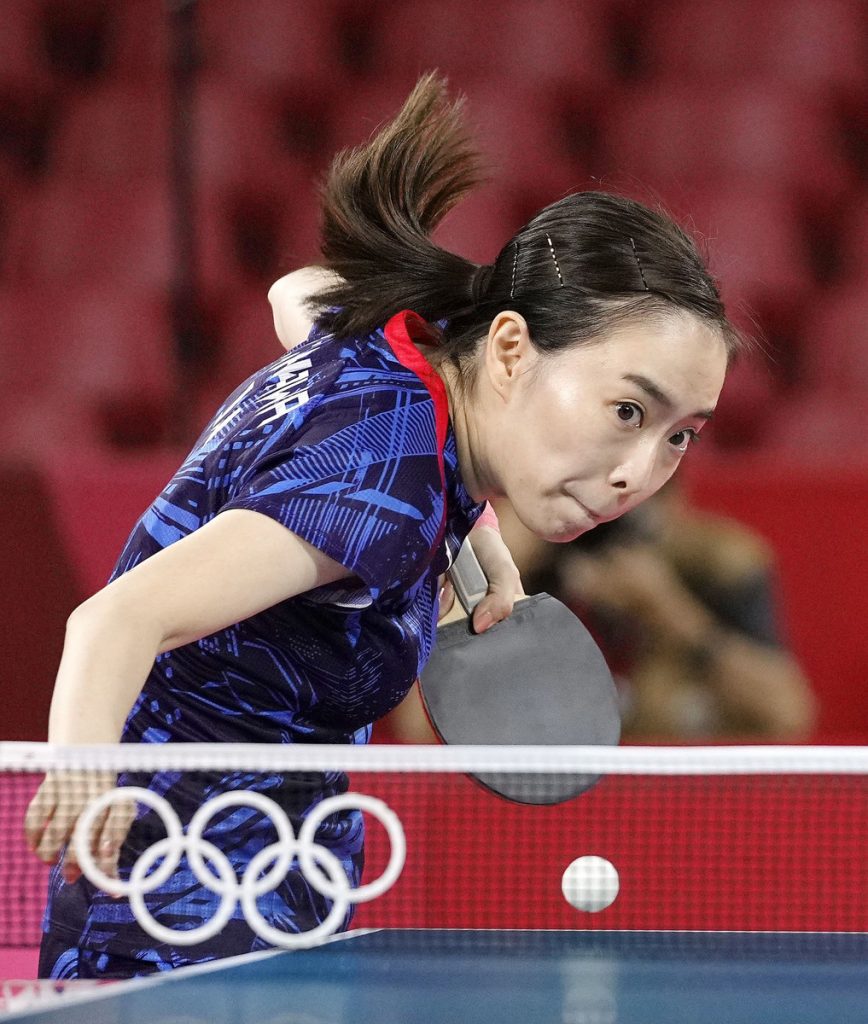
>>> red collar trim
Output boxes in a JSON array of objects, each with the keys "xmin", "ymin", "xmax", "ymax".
[
  {"xmin": 382, "ymin": 310, "xmax": 450, "ymax": 452},
  {"xmin": 382, "ymin": 310, "xmax": 450, "ymax": 561}
]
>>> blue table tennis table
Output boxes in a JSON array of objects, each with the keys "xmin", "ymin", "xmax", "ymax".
[{"xmin": 4, "ymin": 930, "xmax": 868, "ymax": 1024}]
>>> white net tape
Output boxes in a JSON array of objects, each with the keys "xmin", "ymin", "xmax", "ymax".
[{"xmin": 3, "ymin": 741, "xmax": 868, "ymax": 775}]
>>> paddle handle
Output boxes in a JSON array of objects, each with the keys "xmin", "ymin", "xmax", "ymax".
[{"xmin": 449, "ymin": 539, "xmax": 490, "ymax": 614}]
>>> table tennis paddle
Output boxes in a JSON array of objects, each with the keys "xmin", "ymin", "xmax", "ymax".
[{"xmin": 418, "ymin": 539, "xmax": 621, "ymax": 805}]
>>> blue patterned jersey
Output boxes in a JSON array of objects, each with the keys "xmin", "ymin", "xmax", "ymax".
[
  {"xmin": 121, "ymin": 308, "xmax": 481, "ymax": 747},
  {"xmin": 40, "ymin": 311, "xmax": 483, "ymax": 972}
]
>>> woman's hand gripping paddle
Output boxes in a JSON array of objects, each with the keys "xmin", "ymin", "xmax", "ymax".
[{"xmin": 418, "ymin": 540, "xmax": 621, "ymax": 804}]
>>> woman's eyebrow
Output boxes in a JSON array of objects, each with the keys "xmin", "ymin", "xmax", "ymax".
[
  {"xmin": 622, "ymin": 372, "xmax": 675, "ymax": 408},
  {"xmin": 622, "ymin": 373, "xmax": 715, "ymax": 420}
]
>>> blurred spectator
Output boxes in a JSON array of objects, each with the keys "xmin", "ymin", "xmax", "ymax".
[{"xmin": 526, "ymin": 482, "xmax": 816, "ymax": 741}]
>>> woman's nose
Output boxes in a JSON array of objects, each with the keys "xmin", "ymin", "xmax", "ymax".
[{"xmin": 608, "ymin": 442, "xmax": 657, "ymax": 497}]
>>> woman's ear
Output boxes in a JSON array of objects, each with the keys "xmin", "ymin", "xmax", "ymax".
[{"xmin": 484, "ymin": 311, "xmax": 535, "ymax": 397}]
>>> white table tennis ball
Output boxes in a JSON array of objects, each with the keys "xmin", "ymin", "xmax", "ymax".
[{"xmin": 561, "ymin": 856, "xmax": 620, "ymax": 912}]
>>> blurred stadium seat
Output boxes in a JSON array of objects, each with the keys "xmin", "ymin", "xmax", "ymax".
[
  {"xmin": 325, "ymin": 76, "xmax": 424, "ymax": 153},
  {"xmin": 0, "ymin": 283, "xmax": 173, "ymax": 401},
  {"xmin": 190, "ymin": 284, "xmax": 282, "ymax": 432},
  {"xmin": 794, "ymin": 281, "xmax": 868, "ymax": 394},
  {"xmin": 700, "ymin": 350, "xmax": 779, "ymax": 452},
  {"xmin": 198, "ymin": 0, "xmax": 342, "ymax": 90},
  {"xmin": 763, "ymin": 391, "xmax": 868, "ymax": 461},
  {"xmin": 194, "ymin": 76, "xmax": 288, "ymax": 190},
  {"xmin": 50, "ymin": 82, "xmax": 171, "ymax": 180},
  {"xmin": 381, "ymin": 0, "xmax": 615, "ymax": 89},
  {"xmin": 0, "ymin": 0, "xmax": 50, "ymax": 89},
  {"xmin": 208, "ymin": 284, "xmax": 281, "ymax": 392},
  {"xmin": 683, "ymin": 186, "xmax": 815, "ymax": 305},
  {"xmin": 0, "ymin": 283, "xmax": 174, "ymax": 451},
  {"xmin": 0, "ymin": 1, "xmax": 56, "ymax": 181},
  {"xmin": 0, "ymin": 84, "xmax": 54, "ymax": 182},
  {"xmin": 38, "ymin": 0, "xmax": 112, "ymax": 83},
  {"xmin": 836, "ymin": 191, "xmax": 868, "ymax": 284},
  {"xmin": 270, "ymin": 80, "xmax": 344, "ymax": 168},
  {"xmin": 760, "ymin": 0, "xmax": 867, "ymax": 94},
  {"xmin": 604, "ymin": 80, "xmax": 855, "ymax": 200},
  {"xmin": 101, "ymin": 0, "xmax": 170, "ymax": 81},
  {"xmin": 196, "ymin": 157, "xmax": 321, "ymax": 292},
  {"xmin": 644, "ymin": 0, "xmax": 867, "ymax": 95},
  {"xmin": 433, "ymin": 187, "xmax": 528, "ymax": 265},
  {"xmin": 462, "ymin": 83, "xmax": 593, "ymax": 198},
  {"xmin": 4, "ymin": 179, "xmax": 172, "ymax": 287}
]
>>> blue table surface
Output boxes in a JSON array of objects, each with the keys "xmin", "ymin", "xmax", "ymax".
[{"xmin": 5, "ymin": 930, "xmax": 868, "ymax": 1024}]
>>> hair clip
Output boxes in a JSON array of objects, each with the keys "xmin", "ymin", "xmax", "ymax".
[
  {"xmin": 510, "ymin": 241, "xmax": 520, "ymax": 299},
  {"xmin": 629, "ymin": 237, "xmax": 649, "ymax": 292},
  {"xmin": 546, "ymin": 234, "xmax": 564, "ymax": 287}
]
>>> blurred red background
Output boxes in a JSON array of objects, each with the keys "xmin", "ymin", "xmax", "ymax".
[{"xmin": 0, "ymin": 0, "xmax": 866, "ymax": 741}]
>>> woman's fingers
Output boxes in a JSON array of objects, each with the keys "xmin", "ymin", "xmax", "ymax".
[
  {"xmin": 36, "ymin": 797, "xmax": 78, "ymax": 869},
  {"xmin": 95, "ymin": 794, "xmax": 136, "ymax": 879},
  {"xmin": 437, "ymin": 577, "xmax": 456, "ymax": 621},
  {"xmin": 23, "ymin": 777, "xmax": 57, "ymax": 855},
  {"xmin": 25, "ymin": 770, "xmax": 127, "ymax": 885},
  {"xmin": 471, "ymin": 558, "xmax": 523, "ymax": 633},
  {"xmin": 62, "ymin": 786, "xmax": 109, "ymax": 884},
  {"xmin": 26, "ymin": 772, "xmax": 76, "ymax": 866},
  {"xmin": 472, "ymin": 584, "xmax": 517, "ymax": 633}
]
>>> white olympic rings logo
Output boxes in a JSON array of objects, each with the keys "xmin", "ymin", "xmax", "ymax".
[{"xmin": 72, "ymin": 788, "xmax": 406, "ymax": 949}]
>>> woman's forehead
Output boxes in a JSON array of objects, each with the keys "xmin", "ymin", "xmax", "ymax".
[{"xmin": 551, "ymin": 316, "xmax": 728, "ymax": 404}]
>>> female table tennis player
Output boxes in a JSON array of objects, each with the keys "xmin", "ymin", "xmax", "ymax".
[{"xmin": 26, "ymin": 73, "xmax": 741, "ymax": 978}]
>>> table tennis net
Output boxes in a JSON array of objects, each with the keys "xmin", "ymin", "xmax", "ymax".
[{"xmin": 2, "ymin": 743, "xmax": 867, "ymax": 954}]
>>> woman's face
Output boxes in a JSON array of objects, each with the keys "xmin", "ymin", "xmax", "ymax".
[{"xmin": 473, "ymin": 311, "xmax": 728, "ymax": 543}]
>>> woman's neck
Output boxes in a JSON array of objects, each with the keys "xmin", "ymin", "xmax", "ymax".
[{"xmin": 433, "ymin": 358, "xmax": 495, "ymax": 504}]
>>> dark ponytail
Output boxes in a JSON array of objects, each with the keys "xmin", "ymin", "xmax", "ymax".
[
  {"xmin": 311, "ymin": 74, "xmax": 745, "ymax": 368},
  {"xmin": 311, "ymin": 73, "xmax": 483, "ymax": 339}
]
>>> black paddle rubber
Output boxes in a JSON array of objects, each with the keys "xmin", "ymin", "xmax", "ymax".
[{"xmin": 418, "ymin": 542, "xmax": 621, "ymax": 804}]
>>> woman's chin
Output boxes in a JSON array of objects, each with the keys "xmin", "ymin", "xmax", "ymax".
[
  {"xmin": 514, "ymin": 502, "xmax": 596, "ymax": 543},
  {"xmin": 542, "ymin": 520, "xmax": 595, "ymax": 544}
]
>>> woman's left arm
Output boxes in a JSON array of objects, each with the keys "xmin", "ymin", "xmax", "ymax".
[{"xmin": 268, "ymin": 267, "xmax": 340, "ymax": 350}]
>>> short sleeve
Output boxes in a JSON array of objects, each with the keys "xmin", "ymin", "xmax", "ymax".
[{"xmin": 222, "ymin": 385, "xmax": 447, "ymax": 601}]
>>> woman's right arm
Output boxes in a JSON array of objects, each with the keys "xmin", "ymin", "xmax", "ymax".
[
  {"xmin": 25, "ymin": 509, "xmax": 353, "ymax": 878},
  {"xmin": 48, "ymin": 509, "xmax": 352, "ymax": 744}
]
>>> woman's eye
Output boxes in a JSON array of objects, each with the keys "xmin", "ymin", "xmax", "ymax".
[
  {"xmin": 669, "ymin": 428, "xmax": 698, "ymax": 452},
  {"xmin": 616, "ymin": 402, "xmax": 643, "ymax": 426}
]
